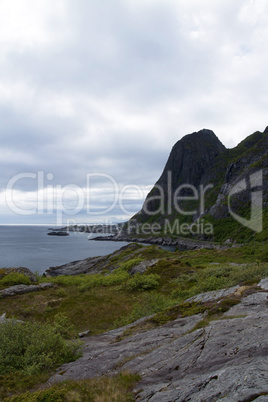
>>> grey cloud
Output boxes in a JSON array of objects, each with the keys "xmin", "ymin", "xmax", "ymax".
[{"xmin": 0, "ymin": 0, "xmax": 267, "ymax": 223}]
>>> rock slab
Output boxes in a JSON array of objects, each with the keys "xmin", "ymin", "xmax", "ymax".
[
  {"xmin": 48, "ymin": 283, "xmax": 268, "ymax": 401},
  {"xmin": 0, "ymin": 283, "xmax": 54, "ymax": 297}
]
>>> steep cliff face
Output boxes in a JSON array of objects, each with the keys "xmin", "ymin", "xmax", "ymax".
[
  {"xmin": 135, "ymin": 129, "xmax": 226, "ymax": 219},
  {"xmin": 208, "ymin": 130, "xmax": 268, "ymax": 218},
  {"xmin": 157, "ymin": 129, "xmax": 225, "ymax": 189},
  {"xmin": 131, "ymin": 127, "xmax": 268, "ymax": 242}
]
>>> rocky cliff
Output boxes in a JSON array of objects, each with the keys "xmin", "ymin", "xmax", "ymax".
[
  {"xmin": 130, "ymin": 127, "xmax": 268, "ymax": 243},
  {"xmin": 142, "ymin": 129, "xmax": 225, "ymax": 215}
]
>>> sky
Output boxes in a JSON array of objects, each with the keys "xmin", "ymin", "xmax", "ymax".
[{"xmin": 0, "ymin": 0, "xmax": 268, "ymax": 225}]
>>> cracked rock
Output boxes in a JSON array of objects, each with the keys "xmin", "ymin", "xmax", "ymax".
[{"xmin": 48, "ymin": 281, "xmax": 268, "ymax": 401}]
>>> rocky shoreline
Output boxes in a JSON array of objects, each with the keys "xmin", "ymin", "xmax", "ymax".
[
  {"xmin": 44, "ymin": 237, "xmax": 237, "ymax": 277},
  {"xmin": 90, "ymin": 233, "xmax": 231, "ymax": 250}
]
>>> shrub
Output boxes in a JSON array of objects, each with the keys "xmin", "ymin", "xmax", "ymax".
[
  {"xmin": 126, "ymin": 273, "xmax": 160, "ymax": 291},
  {"xmin": 131, "ymin": 293, "xmax": 172, "ymax": 318},
  {"xmin": 55, "ymin": 288, "xmax": 68, "ymax": 298},
  {"xmin": 52, "ymin": 313, "xmax": 76, "ymax": 339},
  {"xmin": 0, "ymin": 319, "xmax": 82, "ymax": 375},
  {"xmin": 78, "ymin": 270, "xmax": 130, "ymax": 292},
  {"xmin": 200, "ymin": 276, "xmax": 225, "ymax": 292},
  {"xmin": 103, "ymin": 270, "xmax": 130, "ymax": 286},
  {"xmin": 119, "ymin": 258, "xmax": 144, "ymax": 272},
  {"xmin": 0, "ymin": 273, "xmax": 31, "ymax": 287},
  {"xmin": 51, "ymin": 270, "xmax": 131, "ymax": 292}
]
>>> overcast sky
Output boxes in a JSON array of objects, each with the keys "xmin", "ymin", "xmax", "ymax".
[{"xmin": 0, "ymin": 0, "xmax": 267, "ymax": 225}]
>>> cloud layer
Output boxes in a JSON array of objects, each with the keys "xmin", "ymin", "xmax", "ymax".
[{"xmin": 0, "ymin": 0, "xmax": 267, "ymax": 223}]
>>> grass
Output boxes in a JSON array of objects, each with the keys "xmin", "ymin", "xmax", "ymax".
[
  {"xmin": 0, "ymin": 273, "xmax": 32, "ymax": 289},
  {"xmin": 1, "ymin": 244, "xmax": 267, "ymax": 332},
  {"xmin": 1, "ymin": 243, "xmax": 267, "ymax": 323},
  {"xmin": 0, "ymin": 241, "xmax": 267, "ymax": 399},
  {"xmin": 131, "ymin": 297, "xmax": 241, "ymax": 329},
  {"xmin": 0, "ymin": 372, "xmax": 52, "ymax": 401},
  {"xmin": 5, "ymin": 371, "xmax": 140, "ymax": 402},
  {"xmin": 0, "ymin": 285, "xmax": 140, "ymax": 334},
  {"xmin": 168, "ymin": 261, "xmax": 268, "ymax": 300}
]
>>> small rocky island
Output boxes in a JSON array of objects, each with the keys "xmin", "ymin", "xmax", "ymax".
[{"xmin": 47, "ymin": 228, "xmax": 69, "ymax": 236}]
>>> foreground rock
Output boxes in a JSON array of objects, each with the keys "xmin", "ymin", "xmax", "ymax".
[
  {"xmin": 48, "ymin": 280, "xmax": 268, "ymax": 401},
  {"xmin": 0, "ymin": 283, "xmax": 54, "ymax": 297},
  {"xmin": 185, "ymin": 285, "xmax": 240, "ymax": 303}
]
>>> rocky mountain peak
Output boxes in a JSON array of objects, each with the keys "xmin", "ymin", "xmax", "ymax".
[
  {"xmin": 131, "ymin": 127, "xmax": 267, "ymax": 242},
  {"xmin": 157, "ymin": 128, "xmax": 225, "ymax": 188},
  {"xmin": 136, "ymin": 129, "xmax": 226, "ymax": 218}
]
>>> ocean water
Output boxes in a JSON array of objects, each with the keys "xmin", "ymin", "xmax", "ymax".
[{"xmin": 0, "ymin": 226, "xmax": 128, "ymax": 275}]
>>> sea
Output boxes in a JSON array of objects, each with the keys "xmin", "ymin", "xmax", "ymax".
[{"xmin": 0, "ymin": 225, "xmax": 129, "ymax": 275}]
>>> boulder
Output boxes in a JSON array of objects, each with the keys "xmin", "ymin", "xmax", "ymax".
[
  {"xmin": 0, "ymin": 283, "xmax": 54, "ymax": 297},
  {"xmin": 259, "ymin": 278, "xmax": 268, "ymax": 291}
]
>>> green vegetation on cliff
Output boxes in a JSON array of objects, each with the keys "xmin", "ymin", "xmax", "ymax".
[{"xmin": 130, "ymin": 128, "xmax": 268, "ymax": 243}]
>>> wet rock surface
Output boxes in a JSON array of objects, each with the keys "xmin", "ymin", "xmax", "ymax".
[{"xmin": 48, "ymin": 281, "xmax": 268, "ymax": 401}]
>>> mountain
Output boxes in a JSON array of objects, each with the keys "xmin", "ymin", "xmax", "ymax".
[{"xmin": 129, "ymin": 127, "xmax": 268, "ymax": 243}]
